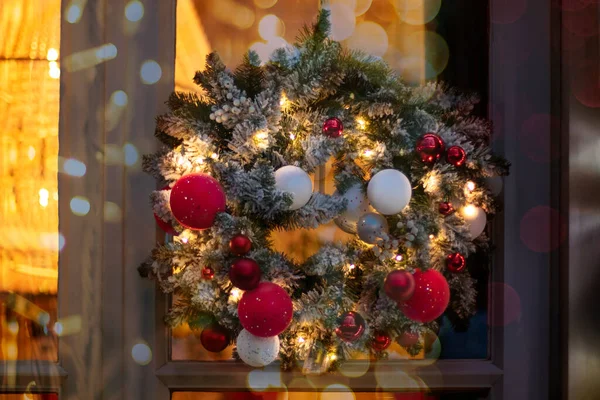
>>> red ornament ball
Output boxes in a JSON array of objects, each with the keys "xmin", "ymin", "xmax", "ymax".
[
  {"xmin": 202, "ymin": 266, "xmax": 215, "ymax": 280},
  {"xmin": 200, "ymin": 323, "xmax": 231, "ymax": 353},
  {"xmin": 384, "ymin": 270, "xmax": 415, "ymax": 303},
  {"xmin": 416, "ymin": 133, "xmax": 445, "ymax": 164},
  {"xmin": 446, "ymin": 252, "xmax": 466, "ymax": 273},
  {"xmin": 169, "ymin": 174, "xmax": 226, "ymax": 230},
  {"xmin": 322, "ymin": 117, "xmax": 344, "ymax": 138},
  {"xmin": 229, "ymin": 258, "xmax": 261, "ymax": 291},
  {"xmin": 397, "ymin": 331, "xmax": 420, "ymax": 348},
  {"xmin": 371, "ymin": 331, "xmax": 392, "ymax": 351},
  {"xmin": 238, "ymin": 282, "xmax": 293, "ymax": 337},
  {"xmin": 399, "ymin": 269, "xmax": 450, "ymax": 323},
  {"xmin": 438, "ymin": 201, "xmax": 454, "ymax": 216},
  {"xmin": 335, "ymin": 311, "xmax": 366, "ymax": 343},
  {"xmin": 229, "ymin": 234, "xmax": 252, "ymax": 256},
  {"xmin": 154, "ymin": 186, "xmax": 179, "ymax": 235},
  {"xmin": 446, "ymin": 146, "xmax": 467, "ymax": 167}
]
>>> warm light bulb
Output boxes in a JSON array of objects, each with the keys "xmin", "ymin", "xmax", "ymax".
[
  {"xmin": 356, "ymin": 117, "xmax": 367, "ymax": 129},
  {"xmin": 328, "ymin": 353, "xmax": 337, "ymax": 361},
  {"xmin": 47, "ymin": 48, "xmax": 59, "ymax": 61},
  {"xmin": 211, "ymin": 153, "xmax": 218, "ymax": 160},
  {"xmin": 280, "ymin": 93, "xmax": 288, "ymax": 107},
  {"xmin": 348, "ymin": 264, "xmax": 356, "ymax": 271},
  {"xmin": 363, "ymin": 150, "xmax": 373, "ymax": 157},
  {"xmin": 429, "ymin": 234, "xmax": 434, "ymax": 239},
  {"xmin": 466, "ymin": 181, "xmax": 476, "ymax": 192},
  {"xmin": 289, "ymin": 133, "xmax": 295, "ymax": 140},
  {"xmin": 395, "ymin": 254, "xmax": 403, "ymax": 261},
  {"xmin": 297, "ymin": 336, "xmax": 306, "ymax": 344},
  {"xmin": 463, "ymin": 204, "xmax": 477, "ymax": 218},
  {"xmin": 230, "ymin": 288, "xmax": 243, "ymax": 302}
]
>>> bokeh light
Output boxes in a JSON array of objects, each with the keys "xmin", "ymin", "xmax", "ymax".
[
  {"xmin": 491, "ymin": 0, "xmax": 527, "ymax": 24},
  {"xmin": 354, "ymin": 0, "xmax": 373, "ymax": 16},
  {"xmin": 48, "ymin": 61, "xmax": 61, "ymax": 79},
  {"xmin": 370, "ymin": 0, "xmax": 397, "ymax": 22},
  {"xmin": 337, "ymin": 356, "xmax": 370, "ymax": 378},
  {"xmin": 63, "ymin": 158, "xmax": 87, "ymax": 176},
  {"xmin": 96, "ymin": 43, "xmax": 118, "ymax": 61},
  {"xmin": 489, "ymin": 283, "xmax": 522, "ymax": 326},
  {"xmin": 328, "ymin": 3, "xmax": 356, "ymax": 41},
  {"xmin": 47, "ymin": 48, "xmax": 59, "ymax": 61},
  {"xmin": 346, "ymin": 21, "xmax": 388, "ymax": 57},
  {"xmin": 104, "ymin": 202, "xmax": 122, "ymax": 223},
  {"xmin": 259, "ymin": 14, "xmax": 285, "ymax": 40},
  {"xmin": 396, "ymin": 0, "xmax": 441, "ymax": 25},
  {"xmin": 125, "ymin": 0, "xmax": 144, "ymax": 22},
  {"xmin": 320, "ymin": 384, "xmax": 355, "ymax": 400},
  {"xmin": 140, "ymin": 60, "xmax": 162, "ymax": 84},
  {"xmin": 375, "ymin": 363, "xmax": 422, "ymax": 390},
  {"xmin": 520, "ymin": 114, "xmax": 561, "ymax": 162},
  {"xmin": 247, "ymin": 368, "xmax": 283, "ymax": 392},
  {"xmin": 39, "ymin": 188, "xmax": 50, "ymax": 208},
  {"xmin": 254, "ymin": 0, "xmax": 278, "ymax": 8},
  {"xmin": 131, "ymin": 342, "xmax": 153, "ymax": 365},
  {"xmin": 520, "ymin": 205, "xmax": 566, "ymax": 252},
  {"xmin": 70, "ymin": 196, "xmax": 91, "ymax": 216},
  {"xmin": 111, "ymin": 90, "xmax": 128, "ymax": 107},
  {"xmin": 65, "ymin": 4, "xmax": 83, "ymax": 24},
  {"xmin": 422, "ymin": 31, "xmax": 449, "ymax": 77},
  {"xmin": 124, "ymin": 143, "xmax": 139, "ymax": 166},
  {"xmin": 572, "ymin": 62, "xmax": 600, "ymax": 108}
]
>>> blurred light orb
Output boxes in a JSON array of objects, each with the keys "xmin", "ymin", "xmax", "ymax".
[
  {"xmin": 66, "ymin": 4, "xmax": 83, "ymax": 24},
  {"xmin": 140, "ymin": 60, "xmax": 162, "ymax": 84},
  {"xmin": 64, "ymin": 158, "xmax": 87, "ymax": 177},
  {"xmin": 328, "ymin": 3, "xmax": 356, "ymax": 41},
  {"xmin": 346, "ymin": 21, "xmax": 388, "ymax": 57},
  {"xmin": 259, "ymin": 14, "xmax": 285, "ymax": 40},
  {"xmin": 354, "ymin": 0, "xmax": 373, "ymax": 16},
  {"xmin": 572, "ymin": 62, "xmax": 600, "ymax": 108},
  {"xmin": 104, "ymin": 202, "xmax": 122, "ymax": 223},
  {"xmin": 338, "ymin": 357, "xmax": 370, "ymax": 378},
  {"xmin": 49, "ymin": 62, "xmax": 61, "ymax": 79},
  {"xmin": 254, "ymin": 0, "xmax": 278, "ymax": 9},
  {"xmin": 321, "ymin": 384, "xmax": 355, "ymax": 400},
  {"xmin": 520, "ymin": 114, "xmax": 561, "ymax": 162},
  {"xmin": 397, "ymin": 0, "xmax": 441, "ymax": 25},
  {"xmin": 489, "ymin": 283, "xmax": 522, "ymax": 326},
  {"xmin": 124, "ymin": 143, "xmax": 139, "ymax": 166},
  {"xmin": 96, "ymin": 43, "xmax": 118, "ymax": 61},
  {"xmin": 59, "ymin": 233, "xmax": 66, "ymax": 251},
  {"xmin": 131, "ymin": 342, "xmax": 152, "ymax": 365},
  {"xmin": 232, "ymin": 7, "xmax": 255, "ymax": 29},
  {"xmin": 424, "ymin": 31, "xmax": 449, "ymax": 76},
  {"xmin": 7, "ymin": 321, "xmax": 19, "ymax": 335},
  {"xmin": 250, "ymin": 42, "xmax": 271, "ymax": 63},
  {"xmin": 520, "ymin": 205, "xmax": 566, "ymax": 252},
  {"xmin": 70, "ymin": 196, "xmax": 91, "ymax": 216},
  {"xmin": 111, "ymin": 90, "xmax": 128, "ymax": 106},
  {"xmin": 47, "ymin": 48, "xmax": 59, "ymax": 61},
  {"xmin": 375, "ymin": 364, "xmax": 421, "ymax": 390},
  {"xmin": 247, "ymin": 369, "xmax": 283, "ymax": 392},
  {"xmin": 125, "ymin": 0, "xmax": 144, "ymax": 22},
  {"xmin": 54, "ymin": 322, "xmax": 64, "ymax": 336}
]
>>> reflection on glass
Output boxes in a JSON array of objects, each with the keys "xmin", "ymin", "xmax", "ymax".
[{"xmin": 0, "ymin": 0, "xmax": 61, "ymax": 361}]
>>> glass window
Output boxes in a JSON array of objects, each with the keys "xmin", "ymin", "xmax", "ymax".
[{"xmin": 0, "ymin": 0, "xmax": 61, "ymax": 361}]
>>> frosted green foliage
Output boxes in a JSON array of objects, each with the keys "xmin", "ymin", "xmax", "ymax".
[{"xmin": 141, "ymin": 9, "xmax": 509, "ymax": 370}]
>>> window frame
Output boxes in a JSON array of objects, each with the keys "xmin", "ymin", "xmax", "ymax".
[{"xmin": 46, "ymin": 0, "xmax": 565, "ymax": 398}]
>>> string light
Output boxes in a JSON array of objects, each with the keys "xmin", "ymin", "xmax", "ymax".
[
  {"xmin": 328, "ymin": 353, "xmax": 337, "ymax": 361},
  {"xmin": 363, "ymin": 150, "xmax": 373, "ymax": 158},
  {"xmin": 466, "ymin": 181, "xmax": 476, "ymax": 192},
  {"xmin": 211, "ymin": 153, "xmax": 219, "ymax": 160},
  {"xmin": 348, "ymin": 264, "xmax": 356, "ymax": 271},
  {"xmin": 356, "ymin": 117, "xmax": 367, "ymax": 130},
  {"xmin": 230, "ymin": 288, "xmax": 243, "ymax": 302},
  {"xmin": 297, "ymin": 336, "xmax": 306, "ymax": 344},
  {"xmin": 280, "ymin": 93, "xmax": 288, "ymax": 107},
  {"xmin": 395, "ymin": 254, "xmax": 403, "ymax": 261},
  {"xmin": 463, "ymin": 204, "xmax": 477, "ymax": 217},
  {"xmin": 429, "ymin": 234, "xmax": 435, "ymax": 239},
  {"xmin": 289, "ymin": 133, "xmax": 295, "ymax": 140}
]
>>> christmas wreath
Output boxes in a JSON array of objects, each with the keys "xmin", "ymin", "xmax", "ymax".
[{"xmin": 140, "ymin": 10, "xmax": 509, "ymax": 370}]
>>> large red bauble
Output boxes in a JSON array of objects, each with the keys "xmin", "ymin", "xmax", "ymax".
[
  {"xmin": 446, "ymin": 252, "xmax": 466, "ymax": 273},
  {"xmin": 322, "ymin": 117, "xmax": 343, "ymax": 138},
  {"xmin": 416, "ymin": 133, "xmax": 445, "ymax": 164},
  {"xmin": 446, "ymin": 145, "xmax": 467, "ymax": 167},
  {"xmin": 169, "ymin": 174, "xmax": 226, "ymax": 230},
  {"xmin": 154, "ymin": 186, "xmax": 179, "ymax": 235},
  {"xmin": 238, "ymin": 282, "xmax": 293, "ymax": 337},
  {"xmin": 371, "ymin": 331, "xmax": 392, "ymax": 351},
  {"xmin": 384, "ymin": 270, "xmax": 415, "ymax": 302},
  {"xmin": 229, "ymin": 258, "xmax": 261, "ymax": 290},
  {"xmin": 335, "ymin": 311, "xmax": 366, "ymax": 342},
  {"xmin": 229, "ymin": 234, "xmax": 252, "ymax": 256},
  {"xmin": 200, "ymin": 323, "xmax": 231, "ymax": 352},
  {"xmin": 399, "ymin": 269, "xmax": 450, "ymax": 323}
]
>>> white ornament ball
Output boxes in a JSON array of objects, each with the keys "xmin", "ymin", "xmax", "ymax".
[
  {"xmin": 236, "ymin": 329, "xmax": 280, "ymax": 367},
  {"xmin": 367, "ymin": 169, "xmax": 412, "ymax": 215},
  {"xmin": 334, "ymin": 184, "xmax": 373, "ymax": 233},
  {"xmin": 274, "ymin": 166, "xmax": 313, "ymax": 210},
  {"xmin": 461, "ymin": 205, "xmax": 487, "ymax": 239}
]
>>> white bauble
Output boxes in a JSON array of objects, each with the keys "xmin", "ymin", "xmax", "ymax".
[
  {"xmin": 274, "ymin": 166, "xmax": 313, "ymax": 210},
  {"xmin": 236, "ymin": 329, "xmax": 280, "ymax": 368},
  {"xmin": 367, "ymin": 169, "xmax": 412, "ymax": 215},
  {"xmin": 461, "ymin": 205, "xmax": 487, "ymax": 239},
  {"xmin": 334, "ymin": 184, "xmax": 373, "ymax": 233}
]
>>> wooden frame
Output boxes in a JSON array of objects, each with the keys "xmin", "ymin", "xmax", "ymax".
[{"xmin": 50, "ymin": 0, "xmax": 565, "ymax": 398}]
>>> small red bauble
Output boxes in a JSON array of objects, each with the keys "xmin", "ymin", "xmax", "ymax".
[
  {"xmin": 335, "ymin": 311, "xmax": 366, "ymax": 343},
  {"xmin": 438, "ymin": 201, "xmax": 454, "ymax": 216},
  {"xmin": 446, "ymin": 252, "xmax": 466, "ymax": 273},
  {"xmin": 202, "ymin": 266, "xmax": 215, "ymax": 280},
  {"xmin": 399, "ymin": 269, "xmax": 450, "ymax": 323},
  {"xmin": 200, "ymin": 323, "xmax": 231, "ymax": 352},
  {"xmin": 397, "ymin": 331, "xmax": 420, "ymax": 347},
  {"xmin": 169, "ymin": 174, "xmax": 226, "ymax": 230},
  {"xmin": 229, "ymin": 234, "xmax": 252, "ymax": 256},
  {"xmin": 238, "ymin": 282, "xmax": 293, "ymax": 337},
  {"xmin": 446, "ymin": 146, "xmax": 467, "ymax": 167},
  {"xmin": 371, "ymin": 331, "xmax": 392, "ymax": 351},
  {"xmin": 229, "ymin": 258, "xmax": 261, "ymax": 290},
  {"xmin": 416, "ymin": 133, "xmax": 445, "ymax": 164},
  {"xmin": 384, "ymin": 270, "xmax": 415, "ymax": 302},
  {"xmin": 322, "ymin": 117, "xmax": 344, "ymax": 138},
  {"xmin": 154, "ymin": 186, "xmax": 179, "ymax": 235}
]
